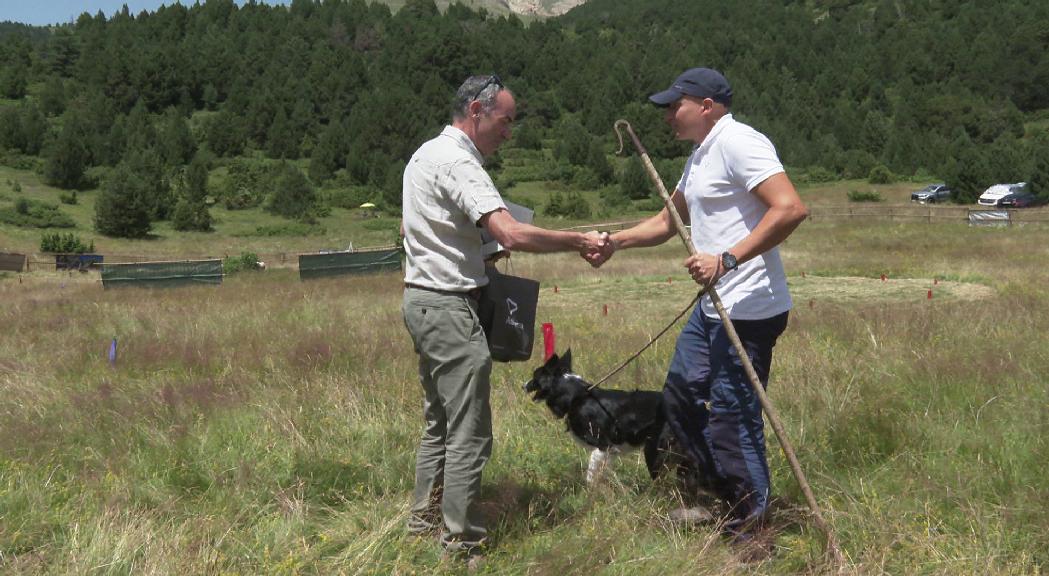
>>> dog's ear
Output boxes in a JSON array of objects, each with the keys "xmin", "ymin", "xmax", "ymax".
[
  {"xmin": 543, "ymin": 353, "xmax": 560, "ymax": 371},
  {"xmin": 561, "ymin": 348, "xmax": 572, "ymax": 371}
]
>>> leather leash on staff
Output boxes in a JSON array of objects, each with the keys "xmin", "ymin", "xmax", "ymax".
[{"xmin": 614, "ymin": 119, "xmax": 846, "ymax": 568}]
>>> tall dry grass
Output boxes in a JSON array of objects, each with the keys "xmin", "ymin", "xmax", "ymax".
[{"xmin": 1, "ymin": 218, "xmax": 1048, "ymax": 574}]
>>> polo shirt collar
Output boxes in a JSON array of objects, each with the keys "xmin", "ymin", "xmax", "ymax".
[
  {"xmin": 441, "ymin": 125, "xmax": 485, "ymax": 165},
  {"xmin": 695, "ymin": 113, "xmax": 735, "ymax": 156}
]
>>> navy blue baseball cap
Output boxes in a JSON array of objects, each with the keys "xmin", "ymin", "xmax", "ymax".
[{"xmin": 649, "ymin": 67, "xmax": 733, "ymax": 107}]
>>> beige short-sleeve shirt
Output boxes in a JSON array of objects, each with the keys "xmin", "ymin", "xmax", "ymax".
[{"xmin": 402, "ymin": 126, "xmax": 506, "ymax": 291}]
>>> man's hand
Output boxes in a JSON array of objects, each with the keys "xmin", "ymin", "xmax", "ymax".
[
  {"xmin": 485, "ymin": 250, "xmax": 510, "ymax": 263},
  {"xmin": 582, "ymin": 231, "xmax": 615, "ymax": 268},
  {"xmin": 684, "ymin": 252, "xmax": 723, "ymax": 288}
]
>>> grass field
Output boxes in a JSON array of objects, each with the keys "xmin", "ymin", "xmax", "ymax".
[{"xmin": 2, "ymin": 161, "xmax": 1049, "ymax": 573}]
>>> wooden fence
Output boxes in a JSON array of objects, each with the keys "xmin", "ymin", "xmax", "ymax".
[
  {"xmin": 808, "ymin": 204, "xmax": 1049, "ymax": 224},
  {"xmin": 0, "ymin": 253, "xmax": 26, "ymax": 272}
]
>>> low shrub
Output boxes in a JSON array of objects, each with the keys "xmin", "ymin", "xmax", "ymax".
[
  {"xmin": 59, "ymin": 191, "xmax": 78, "ymax": 205},
  {"xmin": 322, "ymin": 186, "xmax": 378, "ymax": 210},
  {"xmin": 361, "ymin": 218, "xmax": 400, "ymax": 232},
  {"xmin": 545, "ymin": 190, "xmax": 591, "ymax": 218},
  {"xmin": 0, "ymin": 151, "xmax": 40, "ymax": 171},
  {"xmin": 838, "ymin": 149, "xmax": 878, "ymax": 180},
  {"xmin": 847, "ymin": 189, "xmax": 883, "ymax": 202},
  {"xmin": 796, "ymin": 166, "xmax": 837, "ymax": 183},
  {"xmin": 0, "ymin": 197, "xmax": 76, "ymax": 228},
  {"xmin": 40, "ymin": 232, "xmax": 94, "ymax": 253},
  {"xmin": 234, "ymin": 223, "xmax": 327, "ymax": 237},
  {"xmin": 868, "ymin": 164, "xmax": 896, "ymax": 184},
  {"xmin": 495, "ymin": 175, "xmax": 517, "ymax": 191},
  {"xmin": 634, "ymin": 196, "xmax": 666, "ymax": 212},
  {"xmin": 503, "ymin": 194, "xmax": 536, "ymax": 211},
  {"xmin": 223, "ymin": 251, "xmax": 262, "ymax": 274}
]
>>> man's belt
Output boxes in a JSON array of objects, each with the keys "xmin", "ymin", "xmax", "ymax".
[{"xmin": 405, "ymin": 283, "xmax": 482, "ymax": 300}]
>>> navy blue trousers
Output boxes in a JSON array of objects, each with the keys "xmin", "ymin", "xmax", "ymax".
[{"xmin": 664, "ymin": 306, "xmax": 789, "ymax": 533}]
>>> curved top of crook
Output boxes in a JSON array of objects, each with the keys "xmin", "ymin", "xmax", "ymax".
[{"xmin": 613, "ymin": 119, "xmax": 632, "ymax": 156}]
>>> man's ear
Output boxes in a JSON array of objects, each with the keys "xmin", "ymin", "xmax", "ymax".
[
  {"xmin": 561, "ymin": 348, "xmax": 572, "ymax": 371},
  {"xmin": 468, "ymin": 99, "xmax": 483, "ymax": 118}
]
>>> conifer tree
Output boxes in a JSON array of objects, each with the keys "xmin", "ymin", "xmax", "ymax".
[
  {"xmin": 0, "ymin": 107, "xmax": 24, "ymax": 151},
  {"xmin": 544, "ymin": 191, "xmax": 565, "ymax": 216},
  {"xmin": 39, "ymin": 76, "xmax": 67, "ymax": 117},
  {"xmin": 124, "ymin": 148, "xmax": 173, "ymax": 220},
  {"xmin": 587, "ymin": 139, "xmax": 614, "ymax": 185},
  {"xmin": 158, "ymin": 108, "xmax": 197, "ymax": 167},
  {"xmin": 266, "ymin": 107, "xmax": 299, "ymax": 159},
  {"xmin": 206, "ymin": 109, "xmax": 245, "ymax": 157},
  {"xmin": 265, "ymin": 162, "xmax": 318, "ymax": 221},
  {"xmin": 309, "ymin": 121, "xmax": 343, "ymax": 183},
  {"xmin": 43, "ymin": 123, "xmax": 89, "ymax": 190},
  {"xmin": 0, "ymin": 60, "xmax": 27, "ymax": 99},
  {"xmin": 944, "ymin": 132, "xmax": 994, "ymax": 203},
  {"xmin": 20, "ymin": 103, "xmax": 47, "ymax": 156},
  {"xmin": 125, "ymin": 101, "xmax": 158, "ymax": 152},
  {"xmin": 1027, "ymin": 131, "xmax": 1049, "ymax": 200},
  {"xmin": 557, "ymin": 117, "xmax": 591, "ymax": 167},
  {"xmin": 172, "ymin": 155, "xmax": 213, "ymax": 231},
  {"xmin": 94, "ymin": 163, "xmax": 152, "ymax": 238},
  {"xmin": 513, "ymin": 120, "xmax": 542, "ymax": 150},
  {"xmin": 620, "ymin": 155, "xmax": 650, "ymax": 200}
]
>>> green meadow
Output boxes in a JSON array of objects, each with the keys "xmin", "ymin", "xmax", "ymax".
[{"xmin": 2, "ymin": 164, "xmax": 1049, "ymax": 574}]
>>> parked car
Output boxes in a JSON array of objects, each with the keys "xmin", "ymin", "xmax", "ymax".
[
  {"xmin": 911, "ymin": 183, "xmax": 951, "ymax": 203},
  {"xmin": 977, "ymin": 182, "xmax": 1026, "ymax": 207},
  {"xmin": 999, "ymin": 190, "xmax": 1047, "ymax": 208}
]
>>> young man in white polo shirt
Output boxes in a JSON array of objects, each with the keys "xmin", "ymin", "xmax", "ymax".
[
  {"xmin": 401, "ymin": 74, "xmax": 607, "ymax": 563},
  {"xmin": 591, "ymin": 67, "xmax": 808, "ymax": 546}
]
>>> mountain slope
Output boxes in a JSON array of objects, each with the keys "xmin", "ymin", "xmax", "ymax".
[{"xmin": 383, "ymin": 0, "xmax": 587, "ymax": 18}]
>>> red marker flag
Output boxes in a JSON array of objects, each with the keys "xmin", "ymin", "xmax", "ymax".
[{"xmin": 542, "ymin": 323, "xmax": 555, "ymax": 361}]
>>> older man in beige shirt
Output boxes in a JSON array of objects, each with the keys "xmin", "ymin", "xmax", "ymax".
[{"xmin": 401, "ymin": 74, "xmax": 606, "ymax": 562}]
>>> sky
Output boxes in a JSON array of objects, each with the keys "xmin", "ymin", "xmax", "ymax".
[{"xmin": 0, "ymin": 1, "xmax": 292, "ymax": 27}]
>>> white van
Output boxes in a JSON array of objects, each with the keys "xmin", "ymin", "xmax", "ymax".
[{"xmin": 978, "ymin": 182, "xmax": 1026, "ymax": 207}]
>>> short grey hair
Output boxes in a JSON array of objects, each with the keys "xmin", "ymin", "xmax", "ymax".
[{"xmin": 452, "ymin": 75, "xmax": 506, "ymax": 121}]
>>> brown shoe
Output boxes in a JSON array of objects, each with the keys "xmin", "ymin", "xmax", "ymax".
[
  {"xmin": 731, "ymin": 532, "xmax": 774, "ymax": 563},
  {"xmin": 465, "ymin": 554, "xmax": 486, "ymax": 572},
  {"xmin": 668, "ymin": 505, "xmax": 715, "ymax": 524},
  {"xmin": 440, "ymin": 547, "xmax": 486, "ymax": 571}
]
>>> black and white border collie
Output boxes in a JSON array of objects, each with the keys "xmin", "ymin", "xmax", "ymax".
[{"xmin": 523, "ymin": 349, "xmax": 674, "ymax": 484}]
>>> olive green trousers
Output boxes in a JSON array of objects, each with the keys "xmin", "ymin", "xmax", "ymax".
[{"xmin": 402, "ymin": 287, "xmax": 492, "ymax": 553}]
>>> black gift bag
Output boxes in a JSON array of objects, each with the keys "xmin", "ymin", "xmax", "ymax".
[{"xmin": 478, "ymin": 264, "xmax": 540, "ymax": 362}]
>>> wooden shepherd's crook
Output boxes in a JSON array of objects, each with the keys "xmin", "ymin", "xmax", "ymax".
[{"xmin": 613, "ymin": 119, "xmax": 846, "ymax": 567}]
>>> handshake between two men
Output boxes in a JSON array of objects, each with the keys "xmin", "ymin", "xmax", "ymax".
[
  {"xmin": 581, "ymin": 231, "xmax": 616, "ymax": 268},
  {"xmin": 578, "ymin": 229, "xmax": 730, "ymax": 290}
]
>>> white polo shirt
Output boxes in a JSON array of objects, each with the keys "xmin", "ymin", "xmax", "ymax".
[
  {"xmin": 402, "ymin": 125, "xmax": 506, "ymax": 292},
  {"xmin": 678, "ymin": 114, "xmax": 792, "ymax": 320}
]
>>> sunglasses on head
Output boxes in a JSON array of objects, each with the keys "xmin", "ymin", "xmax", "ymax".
[{"xmin": 469, "ymin": 74, "xmax": 502, "ymax": 102}]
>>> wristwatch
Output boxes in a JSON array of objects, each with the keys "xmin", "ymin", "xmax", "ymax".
[{"xmin": 720, "ymin": 251, "xmax": 738, "ymax": 272}]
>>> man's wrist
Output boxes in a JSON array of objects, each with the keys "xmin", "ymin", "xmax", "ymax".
[{"xmin": 720, "ymin": 251, "xmax": 739, "ymax": 272}]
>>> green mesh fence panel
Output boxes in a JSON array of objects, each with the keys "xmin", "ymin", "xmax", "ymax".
[
  {"xmin": 298, "ymin": 248, "xmax": 402, "ymax": 280},
  {"xmin": 101, "ymin": 259, "xmax": 223, "ymax": 289}
]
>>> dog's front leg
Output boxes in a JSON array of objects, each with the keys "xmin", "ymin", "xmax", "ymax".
[{"xmin": 586, "ymin": 448, "xmax": 612, "ymax": 485}]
